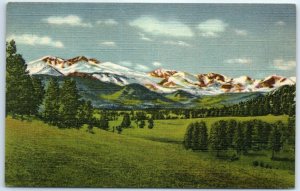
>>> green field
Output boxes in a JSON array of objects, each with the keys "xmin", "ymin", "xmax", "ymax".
[{"xmin": 5, "ymin": 115, "xmax": 294, "ymax": 188}]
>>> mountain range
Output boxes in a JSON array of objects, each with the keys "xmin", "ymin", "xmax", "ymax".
[
  {"xmin": 27, "ymin": 56, "xmax": 296, "ymax": 94},
  {"xmin": 26, "ymin": 56, "xmax": 296, "ymax": 108}
]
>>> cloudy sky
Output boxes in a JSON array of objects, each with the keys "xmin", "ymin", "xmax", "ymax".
[{"xmin": 6, "ymin": 3, "xmax": 296, "ymax": 78}]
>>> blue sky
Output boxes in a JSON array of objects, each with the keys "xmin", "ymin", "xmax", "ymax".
[{"xmin": 6, "ymin": 3, "xmax": 296, "ymax": 78}]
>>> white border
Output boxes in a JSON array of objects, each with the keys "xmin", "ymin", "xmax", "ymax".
[{"xmin": 0, "ymin": 0, "xmax": 298, "ymax": 191}]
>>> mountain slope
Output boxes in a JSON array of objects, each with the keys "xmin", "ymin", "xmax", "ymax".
[{"xmin": 100, "ymin": 83, "xmax": 180, "ymax": 108}]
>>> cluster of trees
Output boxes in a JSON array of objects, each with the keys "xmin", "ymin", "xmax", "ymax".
[
  {"xmin": 114, "ymin": 112, "xmax": 154, "ymax": 134},
  {"xmin": 179, "ymin": 85, "xmax": 295, "ymax": 119},
  {"xmin": 6, "ymin": 40, "xmax": 109, "ymax": 132},
  {"xmin": 184, "ymin": 118, "xmax": 295, "ymax": 159},
  {"xmin": 184, "ymin": 121, "xmax": 208, "ymax": 151},
  {"xmin": 6, "ymin": 40, "xmax": 45, "ymax": 119},
  {"xmin": 43, "ymin": 78, "xmax": 100, "ymax": 130}
]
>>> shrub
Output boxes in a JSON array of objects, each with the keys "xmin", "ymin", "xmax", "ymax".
[
  {"xmin": 259, "ymin": 161, "xmax": 265, "ymax": 168},
  {"xmin": 252, "ymin": 161, "xmax": 259, "ymax": 167}
]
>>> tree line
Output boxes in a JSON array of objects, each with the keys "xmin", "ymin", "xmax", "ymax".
[{"xmin": 183, "ymin": 118, "xmax": 295, "ymax": 159}]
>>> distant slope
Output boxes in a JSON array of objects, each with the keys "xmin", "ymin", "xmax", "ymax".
[
  {"xmin": 100, "ymin": 83, "xmax": 180, "ymax": 108},
  {"xmin": 35, "ymin": 75, "xmax": 266, "ymax": 109},
  {"xmin": 193, "ymin": 92, "xmax": 264, "ymax": 108}
]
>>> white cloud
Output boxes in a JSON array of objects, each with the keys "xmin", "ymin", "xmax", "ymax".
[
  {"xmin": 163, "ymin": 40, "xmax": 191, "ymax": 47},
  {"xmin": 197, "ymin": 19, "xmax": 228, "ymax": 37},
  {"xmin": 234, "ymin": 29, "xmax": 248, "ymax": 36},
  {"xmin": 138, "ymin": 33, "xmax": 153, "ymax": 41},
  {"xmin": 275, "ymin": 21, "xmax": 286, "ymax": 26},
  {"xmin": 7, "ymin": 34, "xmax": 64, "ymax": 48},
  {"xmin": 99, "ymin": 41, "xmax": 116, "ymax": 47},
  {"xmin": 225, "ymin": 58, "xmax": 252, "ymax": 64},
  {"xmin": 96, "ymin": 19, "xmax": 118, "ymax": 26},
  {"xmin": 135, "ymin": 64, "xmax": 150, "ymax": 72},
  {"xmin": 129, "ymin": 16, "xmax": 194, "ymax": 37},
  {"xmin": 273, "ymin": 59, "xmax": 296, "ymax": 70},
  {"xmin": 43, "ymin": 15, "xmax": 92, "ymax": 27},
  {"xmin": 119, "ymin": 61, "xmax": 133, "ymax": 67},
  {"xmin": 152, "ymin": 61, "xmax": 162, "ymax": 67}
]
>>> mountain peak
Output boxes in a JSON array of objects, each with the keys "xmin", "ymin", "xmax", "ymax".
[
  {"xmin": 149, "ymin": 68, "xmax": 177, "ymax": 78},
  {"xmin": 31, "ymin": 56, "xmax": 101, "ymax": 69}
]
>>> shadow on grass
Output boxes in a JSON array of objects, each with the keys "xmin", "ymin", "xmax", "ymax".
[
  {"xmin": 144, "ymin": 137, "xmax": 182, "ymax": 145},
  {"xmin": 243, "ymin": 152, "xmax": 266, "ymax": 157},
  {"xmin": 271, "ymin": 157, "xmax": 295, "ymax": 162}
]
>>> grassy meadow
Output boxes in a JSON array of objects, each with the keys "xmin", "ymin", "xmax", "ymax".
[{"xmin": 5, "ymin": 115, "xmax": 294, "ymax": 188}]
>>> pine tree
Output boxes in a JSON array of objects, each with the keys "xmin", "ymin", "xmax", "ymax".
[
  {"xmin": 96, "ymin": 115, "xmax": 109, "ymax": 130},
  {"xmin": 210, "ymin": 120, "xmax": 228, "ymax": 157},
  {"xmin": 271, "ymin": 125, "xmax": 282, "ymax": 159},
  {"xmin": 244, "ymin": 121, "xmax": 253, "ymax": 153},
  {"xmin": 234, "ymin": 122, "xmax": 244, "ymax": 155},
  {"xmin": 191, "ymin": 122, "xmax": 200, "ymax": 150},
  {"xmin": 227, "ymin": 119, "xmax": 237, "ymax": 148},
  {"xmin": 58, "ymin": 79, "xmax": 80, "ymax": 128},
  {"xmin": 184, "ymin": 123, "xmax": 194, "ymax": 149},
  {"xmin": 116, "ymin": 126, "xmax": 122, "ymax": 134},
  {"xmin": 76, "ymin": 101, "xmax": 95, "ymax": 132},
  {"xmin": 139, "ymin": 120, "xmax": 145, "ymax": 128},
  {"xmin": 275, "ymin": 121, "xmax": 286, "ymax": 150},
  {"xmin": 253, "ymin": 120, "xmax": 264, "ymax": 150},
  {"xmin": 31, "ymin": 77, "xmax": 45, "ymax": 116},
  {"xmin": 121, "ymin": 113, "xmax": 131, "ymax": 128},
  {"xmin": 6, "ymin": 40, "xmax": 36, "ymax": 119},
  {"xmin": 199, "ymin": 121, "xmax": 208, "ymax": 151},
  {"xmin": 287, "ymin": 117, "xmax": 295, "ymax": 149},
  {"xmin": 43, "ymin": 78, "xmax": 60, "ymax": 125},
  {"xmin": 148, "ymin": 118, "xmax": 154, "ymax": 129}
]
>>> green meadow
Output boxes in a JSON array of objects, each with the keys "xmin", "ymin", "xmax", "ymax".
[{"xmin": 5, "ymin": 115, "xmax": 294, "ymax": 188}]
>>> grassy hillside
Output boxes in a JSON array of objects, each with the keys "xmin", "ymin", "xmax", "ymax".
[
  {"xmin": 193, "ymin": 92, "xmax": 262, "ymax": 108},
  {"xmin": 6, "ymin": 116, "xmax": 294, "ymax": 188}
]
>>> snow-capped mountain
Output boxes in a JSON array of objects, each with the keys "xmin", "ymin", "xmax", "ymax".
[{"xmin": 26, "ymin": 56, "xmax": 296, "ymax": 95}]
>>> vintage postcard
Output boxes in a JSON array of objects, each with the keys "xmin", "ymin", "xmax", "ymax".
[{"xmin": 5, "ymin": 3, "xmax": 295, "ymax": 188}]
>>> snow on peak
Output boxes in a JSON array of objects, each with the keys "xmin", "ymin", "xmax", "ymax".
[{"xmin": 26, "ymin": 56, "xmax": 296, "ymax": 95}]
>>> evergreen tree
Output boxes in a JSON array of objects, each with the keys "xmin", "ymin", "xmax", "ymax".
[
  {"xmin": 96, "ymin": 115, "xmax": 109, "ymax": 130},
  {"xmin": 275, "ymin": 121, "xmax": 286, "ymax": 149},
  {"xmin": 58, "ymin": 79, "xmax": 80, "ymax": 128},
  {"xmin": 139, "ymin": 120, "xmax": 145, "ymax": 128},
  {"xmin": 77, "ymin": 100, "xmax": 88, "ymax": 126},
  {"xmin": 253, "ymin": 120, "xmax": 264, "ymax": 150},
  {"xmin": 199, "ymin": 121, "xmax": 208, "ymax": 151},
  {"xmin": 271, "ymin": 125, "xmax": 282, "ymax": 159},
  {"xmin": 234, "ymin": 123, "xmax": 244, "ymax": 155},
  {"xmin": 6, "ymin": 40, "xmax": 36, "ymax": 118},
  {"xmin": 210, "ymin": 120, "xmax": 228, "ymax": 156},
  {"xmin": 43, "ymin": 78, "xmax": 60, "ymax": 125},
  {"xmin": 148, "ymin": 118, "xmax": 154, "ymax": 129},
  {"xmin": 287, "ymin": 117, "xmax": 295, "ymax": 149},
  {"xmin": 84, "ymin": 100, "xmax": 94, "ymax": 131},
  {"xmin": 121, "ymin": 113, "xmax": 131, "ymax": 128},
  {"xmin": 116, "ymin": 126, "xmax": 122, "ymax": 134},
  {"xmin": 31, "ymin": 77, "xmax": 45, "ymax": 116},
  {"xmin": 244, "ymin": 121, "xmax": 253, "ymax": 153},
  {"xmin": 227, "ymin": 119, "xmax": 237, "ymax": 148},
  {"xmin": 184, "ymin": 123, "xmax": 194, "ymax": 149},
  {"xmin": 191, "ymin": 122, "xmax": 200, "ymax": 150}
]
